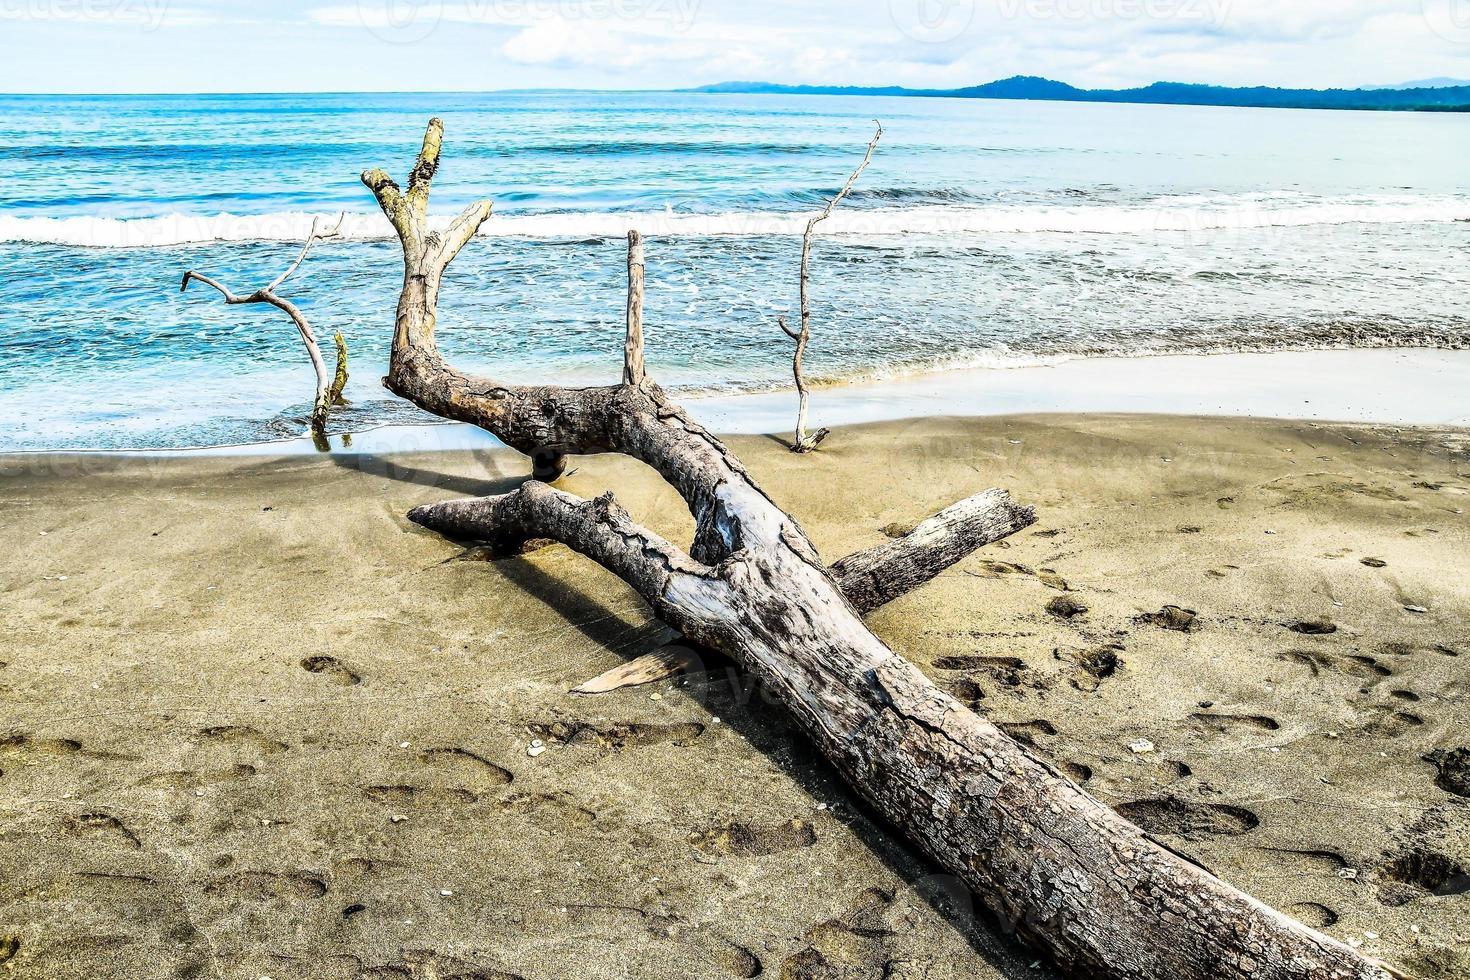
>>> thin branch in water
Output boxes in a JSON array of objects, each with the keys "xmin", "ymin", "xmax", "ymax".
[
  {"xmin": 180, "ymin": 213, "xmax": 350, "ymax": 440},
  {"xmin": 783, "ymin": 120, "xmax": 882, "ymax": 453},
  {"xmin": 624, "ymin": 230, "xmax": 646, "ymax": 386}
]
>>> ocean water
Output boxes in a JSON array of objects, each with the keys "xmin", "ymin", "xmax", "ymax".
[{"xmin": 1, "ymin": 91, "xmax": 1467, "ymax": 450}]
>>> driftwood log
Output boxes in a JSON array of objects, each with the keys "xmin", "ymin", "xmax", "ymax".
[
  {"xmin": 181, "ymin": 213, "xmax": 350, "ymax": 439},
  {"xmin": 364, "ymin": 119, "xmax": 1397, "ymax": 980},
  {"xmin": 571, "ymin": 488, "xmax": 1037, "ymax": 693}
]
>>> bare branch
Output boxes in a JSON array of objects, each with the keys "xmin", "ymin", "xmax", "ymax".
[
  {"xmin": 784, "ymin": 120, "xmax": 883, "ymax": 453},
  {"xmin": 180, "ymin": 270, "xmax": 253, "ymax": 304},
  {"xmin": 361, "ymin": 168, "xmax": 407, "ymax": 238},
  {"xmin": 434, "ymin": 198, "xmax": 494, "ymax": 268},
  {"xmin": 266, "ymin": 212, "xmax": 346, "ymax": 293},
  {"xmin": 180, "ymin": 226, "xmax": 349, "ymax": 438},
  {"xmin": 566, "ymin": 488, "xmax": 1037, "ymax": 693},
  {"xmin": 329, "ymin": 332, "xmax": 349, "ymax": 407},
  {"xmin": 623, "ymin": 230, "xmax": 646, "ymax": 386},
  {"xmin": 407, "ymin": 116, "xmax": 444, "ymax": 222}
]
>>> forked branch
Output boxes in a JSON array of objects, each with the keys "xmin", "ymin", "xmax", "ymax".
[
  {"xmin": 180, "ymin": 213, "xmax": 350, "ymax": 437},
  {"xmin": 782, "ymin": 120, "xmax": 883, "ymax": 453}
]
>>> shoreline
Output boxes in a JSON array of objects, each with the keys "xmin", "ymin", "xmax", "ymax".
[{"xmin": 13, "ymin": 346, "xmax": 1467, "ymax": 459}]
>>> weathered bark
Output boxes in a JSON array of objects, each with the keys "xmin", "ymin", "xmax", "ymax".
[
  {"xmin": 526, "ymin": 488, "xmax": 1037, "ymax": 694},
  {"xmin": 181, "ymin": 213, "xmax": 350, "ymax": 437},
  {"xmin": 624, "ymin": 229, "xmax": 646, "ymax": 386},
  {"xmin": 781, "ymin": 121, "xmax": 882, "ymax": 453},
  {"xmin": 365, "ymin": 119, "xmax": 1397, "ymax": 980}
]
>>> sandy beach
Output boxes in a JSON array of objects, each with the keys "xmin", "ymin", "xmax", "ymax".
[{"xmin": 1, "ymin": 412, "xmax": 1467, "ymax": 979}]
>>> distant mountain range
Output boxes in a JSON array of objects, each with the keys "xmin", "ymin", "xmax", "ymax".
[{"xmin": 691, "ymin": 76, "xmax": 1470, "ymax": 112}]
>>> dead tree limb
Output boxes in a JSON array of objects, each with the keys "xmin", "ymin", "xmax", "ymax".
[
  {"xmin": 624, "ymin": 229, "xmax": 646, "ymax": 385},
  {"xmin": 561, "ymin": 488, "xmax": 1035, "ymax": 693},
  {"xmin": 181, "ymin": 213, "xmax": 350, "ymax": 436},
  {"xmin": 780, "ymin": 120, "xmax": 883, "ymax": 454},
  {"xmin": 364, "ymin": 119, "xmax": 1396, "ymax": 980}
]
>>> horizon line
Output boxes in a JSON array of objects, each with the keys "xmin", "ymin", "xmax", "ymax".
[{"xmin": 0, "ymin": 74, "xmax": 1454, "ymax": 98}]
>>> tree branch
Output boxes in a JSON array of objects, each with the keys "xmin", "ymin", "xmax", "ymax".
[
  {"xmin": 624, "ymin": 230, "xmax": 646, "ymax": 386},
  {"xmin": 541, "ymin": 488, "xmax": 1035, "ymax": 693},
  {"xmin": 784, "ymin": 120, "xmax": 883, "ymax": 453},
  {"xmin": 179, "ymin": 217, "xmax": 349, "ymax": 437}
]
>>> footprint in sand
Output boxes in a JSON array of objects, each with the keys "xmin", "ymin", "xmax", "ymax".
[
  {"xmin": 1060, "ymin": 761, "xmax": 1094, "ymax": 783},
  {"xmin": 1288, "ymin": 902, "xmax": 1339, "ymax": 928},
  {"xmin": 1380, "ymin": 641, "xmax": 1461, "ymax": 659},
  {"xmin": 362, "ymin": 784, "xmax": 478, "ymax": 807},
  {"xmin": 1054, "ymin": 644, "xmax": 1123, "ymax": 691},
  {"xmin": 64, "ymin": 812, "xmax": 141, "ymax": 849},
  {"xmin": 934, "ymin": 654, "xmax": 1029, "ymax": 688},
  {"xmin": 779, "ymin": 887, "xmax": 908, "ymax": 980},
  {"xmin": 1277, "ymin": 650, "xmax": 1390, "ymax": 681},
  {"xmin": 688, "ymin": 818, "xmax": 817, "ymax": 858},
  {"xmin": 527, "ymin": 720, "xmax": 704, "ymax": 754},
  {"xmin": 1255, "ymin": 847, "xmax": 1349, "ymax": 874},
  {"xmin": 941, "ymin": 676, "xmax": 985, "ymax": 705},
  {"xmin": 1424, "ymin": 747, "xmax": 1470, "ymax": 798},
  {"xmin": 196, "ymin": 725, "xmax": 289, "ymax": 755},
  {"xmin": 996, "ymin": 719, "xmax": 1057, "ymax": 748},
  {"xmin": 1114, "ymin": 796, "xmax": 1259, "ymax": 840},
  {"xmin": 203, "ymin": 870, "xmax": 327, "ymax": 900},
  {"xmin": 1359, "ymin": 706, "xmax": 1425, "ymax": 737},
  {"xmin": 1136, "ymin": 606, "xmax": 1197, "ymax": 632},
  {"xmin": 417, "ymin": 746, "xmax": 513, "ymax": 789},
  {"xmin": 1285, "ymin": 619, "xmax": 1338, "ymax": 636},
  {"xmin": 1188, "ymin": 712, "xmax": 1280, "ymax": 734},
  {"xmin": 300, "ymin": 655, "xmax": 362, "ymax": 686},
  {"xmin": 1373, "ymin": 850, "xmax": 1470, "ymax": 907}
]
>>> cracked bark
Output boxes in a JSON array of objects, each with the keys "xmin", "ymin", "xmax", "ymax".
[{"xmin": 365, "ymin": 118, "xmax": 1397, "ymax": 980}]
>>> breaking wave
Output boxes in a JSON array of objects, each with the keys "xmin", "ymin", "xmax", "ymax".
[{"xmin": 5, "ymin": 194, "xmax": 1470, "ymax": 248}]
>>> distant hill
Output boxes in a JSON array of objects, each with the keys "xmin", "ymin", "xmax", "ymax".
[
  {"xmin": 692, "ymin": 76, "xmax": 1470, "ymax": 112},
  {"xmin": 1369, "ymin": 77, "xmax": 1470, "ymax": 90}
]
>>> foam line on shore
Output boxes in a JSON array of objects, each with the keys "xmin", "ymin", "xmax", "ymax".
[
  {"xmin": 6, "ymin": 194, "xmax": 1470, "ymax": 247},
  {"xmin": 64, "ymin": 347, "xmax": 1469, "ymax": 458}
]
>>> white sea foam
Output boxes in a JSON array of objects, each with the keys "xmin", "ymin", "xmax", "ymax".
[{"xmin": 4, "ymin": 195, "xmax": 1469, "ymax": 248}]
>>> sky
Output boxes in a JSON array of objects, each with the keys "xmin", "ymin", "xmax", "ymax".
[{"xmin": 1, "ymin": 0, "xmax": 1469, "ymax": 93}]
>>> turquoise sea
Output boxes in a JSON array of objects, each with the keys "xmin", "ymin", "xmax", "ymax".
[{"xmin": 1, "ymin": 91, "xmax": 1467, "ymax": 449}]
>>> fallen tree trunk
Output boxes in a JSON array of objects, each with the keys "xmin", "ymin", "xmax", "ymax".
[
  {"xmin": 427, "ymin": 488, "xmax": 1037, "ymax": 693},
  {"xmin": 363, "ymin": 119, "xmax": 1396, "ymax": 980}
]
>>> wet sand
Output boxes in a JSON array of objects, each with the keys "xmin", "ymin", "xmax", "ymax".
[{"xmin": 1, "ymin": 414, "xmax": 1467, "ymax": 980}]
